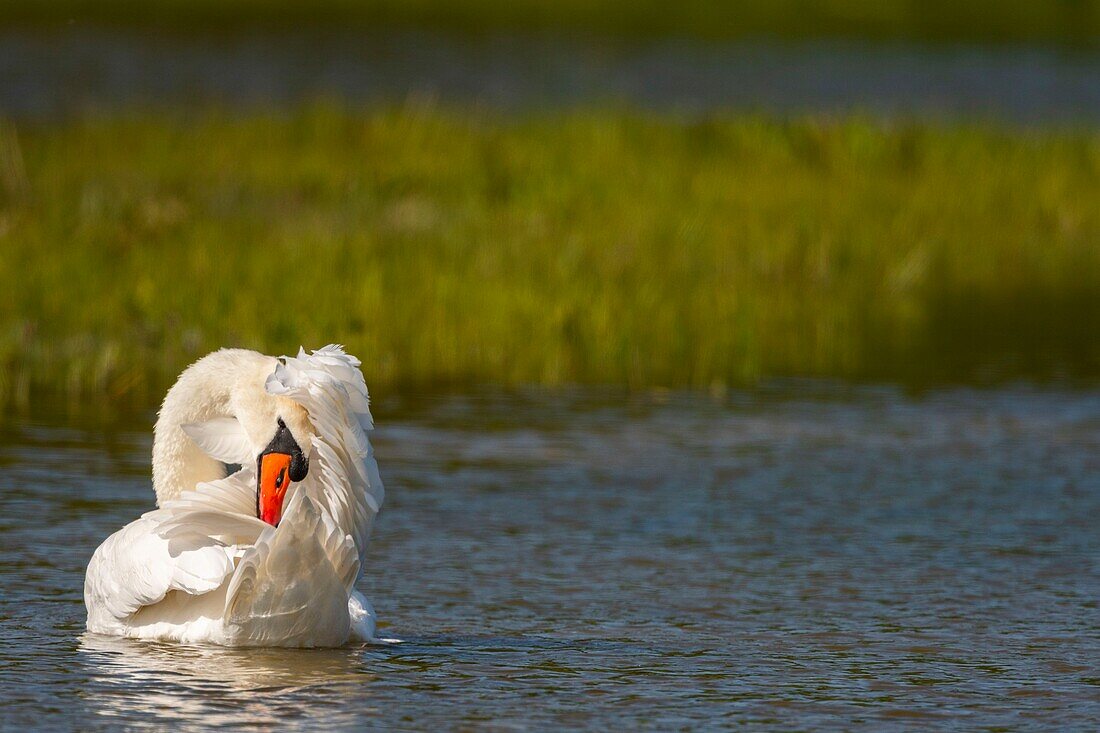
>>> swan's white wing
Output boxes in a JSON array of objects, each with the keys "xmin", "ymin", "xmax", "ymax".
[
  {"xmin": 162, "ymin": 469, "xmax": 257, "ymax": 515},
  {"xmin": 222, "ymin": 495, "xmax": 355, "ymax": 647},
  {"xmin": 151, "ymin": 469, "xmax": 266, "ymax": 545},
  {"xmin": 85, "ymin": 467, "xmax": 261, "ymax": 636},
  {"xmin": 84, "ymin": 516, "xmax": 235, "ymax": 632},
  {"xmin": 265, "ymin": 344, "xmax": 384, "ymax": 573},
  {"xmin": 181, "ymin": 417, "xmax": 253, "ymax": 464}
]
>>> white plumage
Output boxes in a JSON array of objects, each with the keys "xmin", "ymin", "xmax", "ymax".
[{"xmin": 84, "ymin": 345, "xmax": 384, "ymax": 647}]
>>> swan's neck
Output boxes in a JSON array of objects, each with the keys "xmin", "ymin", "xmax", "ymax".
[{"xmin": 151, "ymin": 349, "xmax": 274, "ymax": 504}]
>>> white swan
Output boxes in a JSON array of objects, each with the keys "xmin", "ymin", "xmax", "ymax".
[{"xmin": 84, "ymin": 345, "xmax": 384, "ymax": 647}]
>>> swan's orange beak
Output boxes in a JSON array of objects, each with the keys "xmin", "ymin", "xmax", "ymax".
[{"xmin": 258, "ymin": 452, "xmax": 293, "ymax": 526}]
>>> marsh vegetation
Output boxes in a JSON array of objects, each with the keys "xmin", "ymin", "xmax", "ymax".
[{"xmin": 1, "ymin": 107, "xmax": 1097, "ymax": 406}]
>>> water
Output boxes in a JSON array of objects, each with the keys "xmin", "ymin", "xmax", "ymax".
[
  {"xmin": 1, "ymin": 386, "xmax": 1099, "ymax": 729},
  {"xmin": 3, "ymin": 28, "xmax": 1100, "ymax": 122}
]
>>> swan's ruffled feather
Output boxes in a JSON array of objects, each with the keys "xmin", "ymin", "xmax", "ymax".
[
  {"xmin": 84, "ymin": 518, "xmax": 235, "ymax": 626},
  {"xmin": 180, "ymin": 417, "xmax": 253, "ymax": 465}
]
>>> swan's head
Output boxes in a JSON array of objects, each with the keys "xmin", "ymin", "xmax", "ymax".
[
  {"xmin": 159, "ymin": 348, "xmax": 325, "ymax": 517},
  {"xmin": 252, "ymin": 413, "xmax": 309, "ymax": 527},
  {"xmin": 232, "ymin": 389, "xmax": 314, "ymax": 528}
]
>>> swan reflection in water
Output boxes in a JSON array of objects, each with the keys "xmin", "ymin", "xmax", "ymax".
[{"xmin": 77, "ymin": 633, "xmax": 381, "ymax": 728}]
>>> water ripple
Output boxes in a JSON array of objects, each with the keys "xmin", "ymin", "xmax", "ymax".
[{"xmin": 0, "ymin": 386, "xmax": 1098, "ymax": 729}]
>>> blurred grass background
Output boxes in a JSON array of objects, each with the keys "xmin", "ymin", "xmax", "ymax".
[
  {"xmin": 1, "ymin": 106, "xmax": 1097, "ymax": 407},
  {"xmin": 2, "ymin": 0, "xmax": 1098, "ymax": 46}
]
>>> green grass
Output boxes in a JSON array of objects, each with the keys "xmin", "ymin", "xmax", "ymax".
[
  {"xmin": 2, "ymin": 0, "xmax": 1099, "ymax": 46},
  {"xmin": 0, "ymin": 105, "xmax": 1098, "ymax": 407}
]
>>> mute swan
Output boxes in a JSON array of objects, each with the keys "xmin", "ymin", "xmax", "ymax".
[{"xmin": 84, "ymin": 345, "xmax": 384, "ymax": 647}]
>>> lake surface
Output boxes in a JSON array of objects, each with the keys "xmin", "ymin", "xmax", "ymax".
[
  {"xmin": 1, "ymin": 386, "xmax": 1098, "ymax": 730},
  {"xmin": 3, "ymin": 28, "xmax": 1100, "ymax": 122}
]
